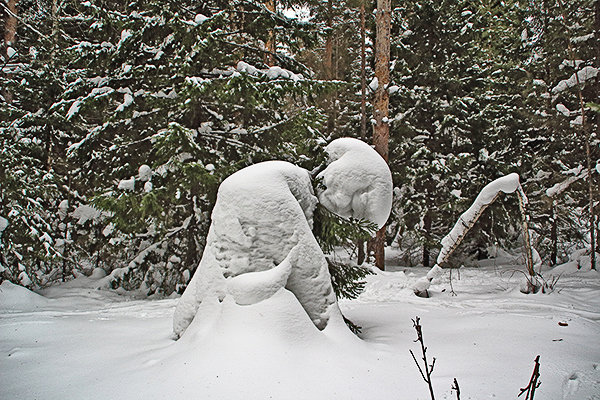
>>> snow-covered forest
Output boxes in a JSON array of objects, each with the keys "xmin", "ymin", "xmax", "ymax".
[
  {"xmin": 1, "ymin": 0, "xmax": 598, "ymax": 290},
  {"xmin": 1, "ymin": 0, "xmax": 600, "ymax": 398}
]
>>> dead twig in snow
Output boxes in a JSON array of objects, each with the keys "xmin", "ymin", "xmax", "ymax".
[
  {"xmin": 452, "ymin": 378, "xmax": 460, "ymax": 400},
  {"xmin": 409, "ymin": 316, "xmax": 436, "ymax": 400},
  {"xmin": 518, "ymin": 355, "xmax": 541, "ymax": 400}
]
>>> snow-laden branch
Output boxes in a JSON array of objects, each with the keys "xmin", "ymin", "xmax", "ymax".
[
  {"xmin": 545, "ymin": 166, "xmax": 588, "ymax": 198},
  {"xmin": 552, "ymin": 66, "xmax": 598, "ymax": 94}
]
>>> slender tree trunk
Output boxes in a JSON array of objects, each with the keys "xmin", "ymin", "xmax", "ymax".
[
  {"xmin": 368, "ymin": 0, "xmax": 391, "ymax": 270},
  {"xmin": 594, "ymin": 0, "xmax": 600, "ymax": 262},
  {"xmin": 550, "ymin": 201, "xmax": 558, "ymax": 266},
  {"xmin": 516, "ymin": 190, "xmax": 537, "ymax": 290},
  {"xmin": 323, "ymin": 1, "xmax": 336, "ymax": 132},
  {"xmin": 558, "ymin": 0, "xmax": 596, "ymax": 271},
  {"xmin": 4, "ymin": 0, "xmax": 17, "ymax": 47},
  {"xmin": 46, "ymin": 0, "xmax": 60, "ymax": 171},
  {"xmin": 422, "ymin": 211, "xmax": 431, "ymax": 267},
  {"xmin": 2, "ymin": 0, "xmax": 17, "ymax": 103},
  {"xmin": 324, "ymin": 1, "xmax": 334, "ymax": 80},
  {"xmin": 264, "ymin": 0, "xmax": 276, "ymax": 66},
  {"xmin": 357, "ymin": 240, "xmax": 366, "ymax": 265},
  {"xmin": 360, "ymin": 0, "xmax": 367, "ymax": 140}
]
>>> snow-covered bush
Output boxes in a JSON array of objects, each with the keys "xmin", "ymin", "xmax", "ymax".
[{"xmin": 174, "ymin": 138, "xmax": 393, "ymax": 338}]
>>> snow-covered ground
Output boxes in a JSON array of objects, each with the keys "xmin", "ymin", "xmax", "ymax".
[{"xmin": 1, "ymin": 250, "xmax": 599, "ymax": 400}]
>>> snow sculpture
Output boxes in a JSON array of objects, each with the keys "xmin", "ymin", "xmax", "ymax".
[{"xmin": 173, "ymin": 138, "xmax": 393, "ymax": 339}]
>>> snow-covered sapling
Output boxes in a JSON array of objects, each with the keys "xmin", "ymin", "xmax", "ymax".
[
  {"xmin": 414, "ymin": 173, "xmax": 540, "ymax": 296},
  {"xmin": 173, "ymin": 138, "xmax": 393, "ymax": 339}
]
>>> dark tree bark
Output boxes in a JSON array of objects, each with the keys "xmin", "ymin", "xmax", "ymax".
[
  {"xmin": 422, "ymin": 212, "xmax": 431, "ymax": 268},
  {"xmin": 2, "ymin": 0, "xmax": 17, "ymax": 103},
  {"xmin": 3, "ymin": 0, "xmax": 17, "ymax": 48},
  {"xmin": 550, "ymin": 202, "xmax": 558, "ymax": 266}
]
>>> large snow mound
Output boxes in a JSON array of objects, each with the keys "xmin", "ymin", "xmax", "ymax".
[
  {"xmin": 173, "ymin": 161, "xmax": 341, "ymax": 338},
  {"xmin": 0, "ymin": 281, "xmax": 49, "ymax": 311},
  {"xmin": 317, "ymin": 138, "xmax": 393, "ymax": 229}
]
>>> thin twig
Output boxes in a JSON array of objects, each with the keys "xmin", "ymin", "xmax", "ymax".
[
  {"xmin": 410, "ymin": 317, "xmax": 436, "ymax": 400},
  {"xmin": 518, "ymin": 355, "xmax": 541, "ymax": 400},
  {"xmin": 452, "ymin": 378, "xmax": 460, "ymax": 400}
]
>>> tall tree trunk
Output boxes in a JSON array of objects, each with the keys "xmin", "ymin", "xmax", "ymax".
[
  {"xmin": 46, "ymin": 0, "xmax": 60, "ymax": 171},
  {"xmin": 264, "ymin": 0, "xmax": 276, "ymax": 66},
  {"xmin": 368, "ymin": 0, "xmax": 391, "ymax": 270},
  {"xmin": 3, "ymin": 0, "xmax": 17, "ymax": 47},
  {"xmin": 360, "ymin": 0, "xmax": 367, "ymax": 140},
  {"xmin": 324, "ymin": 1, "xmax": 334, "ymax": 80},
  {"xmin": 372, "ymin": 0, "xmax": 391, "ymax": 163},
  {"xmin": 558, "ymin": 0, "xmax": 596, "ymax": 270},
  {"xmin": 2, "ymin": 0, "xmax": 17, "ymax": 103},
  {"xmin": 550, "ymin": 201, "xmax": 558, "ymax": 266},
  {"xmin": 594, "ymin": 0, "xmax": 600, "ymax": 262},
  {"xmin": 323, "ymin": 1, "xmax": 336, "ymax": 132}
]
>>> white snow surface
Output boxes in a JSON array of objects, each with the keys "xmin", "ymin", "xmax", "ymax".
[
  {"xmin": 71, "ymin": 204, "xmax": 106, "ymax": 225},
  {"xmin": 556, "ymin": 103, "xmax": 571, "ymax": 116},
  {"xmin": 118, "ymin": 177, "xmax": 135, "ymax": 191},
  {"xmin": 368, "ymin": 76, "xmax": 379, "ymax": 91},
  {"xmin": 115, "ymin": 93, "xmax": 133, "ymax": 112},
  {"xmin": 236, "ymin": 61, "xmax": 302, "ymax": 81},
  {"xmin": 317, "ymin": 138, "xmax": 393, "ymax": 229},
  {"xmin": 66, "ymin": 100, "xmax": 81, "ymax": 120},
  {"xmin": 194, "ymin": 13, "xmax": 208, "ymax": 24},
  {"xmin": 173, "ymin": 160, "xmax": 341, "ymax": 339},
  {"xmin": 0, "ymin": 216, "xmax": 8, "ymax": 236},
  {"xmin": 1, "ymin": 250, "xmax": 599, "ymax": 400},
  {"xmin": 546, "ymin": 168, "xmax": 588, "ymax": 198}
]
